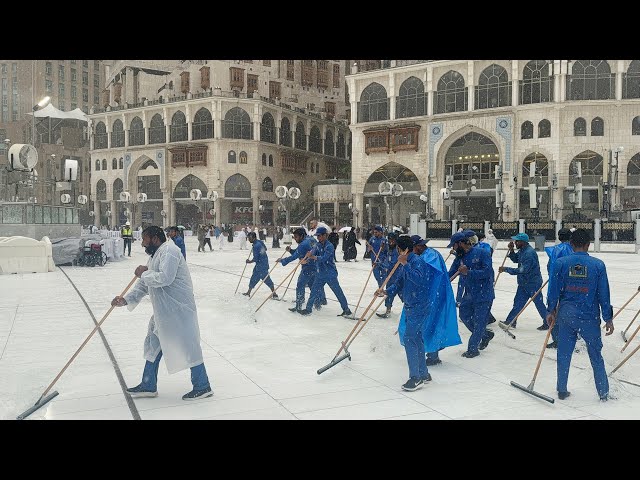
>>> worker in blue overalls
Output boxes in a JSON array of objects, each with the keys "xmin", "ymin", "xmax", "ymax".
[
  {"xmin": 278, "ymin": 228, "xmax": 324, "ymax": 313},
  {"xmin": 544, "ymin": 228, "xmax": 574, "ymax": 349},
  {"xmin": 367, "ymin": 225, "xmax": 388, "ymax": 287},
  {"xmin": 450, "ymin": 231, "xmax": 496, "ymax": 358},
  {"xmin": 546, "ymin": 228, "xmax": 614, "ymax": 401},
  {"xmin": 243, "ymin": 232, "xmax": 278, "ymax": 299},
  {"xmin": 499, "ymin": 232, "xmax": 548, "ymax": 330},
  {"xmin": 376, "ymin": 232, "xmax": 399, "ymax": 318}
]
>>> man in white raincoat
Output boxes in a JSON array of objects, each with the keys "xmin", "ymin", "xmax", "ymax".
[{"xmin": 111, "ymin": 226, "xmax": 213, "ymax": 401}]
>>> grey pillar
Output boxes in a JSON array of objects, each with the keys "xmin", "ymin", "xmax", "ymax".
[
  {"xmin": 594, "ymin": 218, "xmax": 601, "ymax": 252},
  {"xmin": 519, "ymin": 219, "xmax": 525, "ymax": 233},
  {"xmin": 452, "ymin": 219, "xmax": 458, "ymax": 236}
]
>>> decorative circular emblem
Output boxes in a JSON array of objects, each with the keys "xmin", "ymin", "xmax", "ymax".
[
  {"xmin": 157, "ymin": 152, "xmax": 163, "ymax": 159},
  {"xmin": 432, "ymin": 126, "xmax": 441, "ymax": 135},
  {"xmin": 499, "ymin": 120, "xmax": 508, "ymax": 129}
]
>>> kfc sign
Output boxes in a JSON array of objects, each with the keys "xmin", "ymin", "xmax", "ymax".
[
  {"xmin": 234, "ymin": 206, "xmax": 254, "ymax": 214},
  {"xmin": 232, "ymin": 202, "xmax": 254, "ymax": 220}
]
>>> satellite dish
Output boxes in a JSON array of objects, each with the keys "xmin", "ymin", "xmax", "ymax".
[
  {"xmin": 8, "ymin": 144, "xmax": 38, "ymax": 171},
  {"xmin": 88, "ymin": 211, "xmax": 95, "ymax": 217},
  {"xmin": 392, "ymin": 183, "xmax": 404, "ymax": 197},
  {"xmin": 160, "ymin": 210, "xmax": 167, "ymax": 217},
  {"xmin": 190, "ymin": 189, "xmax": 202, "ymax": 201},
  {"xmin": 60, "ymin": 193, "xmax": 72, "ymax": 204},
  {"xmin": 207, "ymin": 190, "xmax": 219, "ymax": 201},
  {"xmin": 137, "ymin": 192, "xmax": 148, "ymax": 203},
  {"xmin": 120, "ymin": 191, "xmax": 131, "ymax": 202},
  {"xmin": 275, "ymin": 185, "xmax": 288, "ymax": 199},
  {"xmin": 378, "ymin": 181, "xmax": 392, "ymax": 195},
  {"xmin": 77, "ymin": 194, "xmax": 88, "ymax": 205},
  {"xmin": 288, "ymin": 187, "xmax": 301, "ymax": 199}
]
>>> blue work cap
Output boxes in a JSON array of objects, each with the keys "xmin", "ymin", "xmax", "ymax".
[
  {"xmin": 447, "ymin": 232, "xmax": 467, "ymax": 248},
  {"xmin": 315, "ymin": 227, "xmax": 328, "ymax": 236},
  {"xmin": 374, "ymin": 225, "xmax": 383, "ymax": 232},
  {"xmin": 511, "ymin": 233, "xmax": 530, "ymax": 242}
]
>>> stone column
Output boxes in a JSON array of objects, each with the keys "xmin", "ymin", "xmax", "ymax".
[
  {"xmin": 163, "ymin": 194, "xmax": 170, "ymax": 228},
  {"xmin": 186, "ymin": 104, "xmax": 192, "ymax": 141},
  {"xmin": 253, "ymin": 103, "xmax": 260, "ymax": 141},
  {"xmin": 616, "ymin": 60, "xmax": 624, "ymax": 100},
  {"xmin": 94, "ymin": 200, "xmax": 100, "ymax": 227},
  {"xmin": 560, "ymin": 60, "xmax": 569, "ymax": 102},
  {"xmin": 511, "ymin": 60, "xmax": 519, "ymax": 106},
  {"xmin": 389, "ymin": 72, "xmax": 396, "ymax": 120},
  {"xmin": 553, "ymin": 60, "xmax": 561, "ymax": 103},
  {"xmin": 163, "ymin": 107, "xmax": 170, "ymax": 143},
  {"xmin": 252, "ymin": 194, "xmax": 260, "ymax": 225},
  {"xmin": 467, "ymin": 61, "xmax": 475, "ymax": 111},
  {"xmin": 426, "ymin": 68, "xmax": 434, "ymax": 116},
  {"xmin": 170, "ymin": 199, "xmax": 177, "ymax": 226},
  {"xmin": 354, "ymin": 192, "xmax": 364, "ymax": 230},
  {"xmin": 123, "ymin": 113, "xmax": 128, "ymax": 147},
  {"xmin": 334, "ymin": 200, "xmax": 339, "ymax": 225},
  {"xmin": 125, "ymin": 67, "xmax": 135, "ymax": 105},
  {"xmin": 110, "ymin": 199, "xmax": 117, "ymax": 227},
  {"xmin": 106, "ymin": 116, "xmax": 112, "ymax": 149},
  {"xmin": 212, "ymin": 100, "xmax": 221, "ymax": 139},
  {"xmin": 89, "ymin": 121, "xmax": 95, "ymax": 150},
  {"xmin": 142, "ymin": 110, "xmax": 148, "ymax": 145}
]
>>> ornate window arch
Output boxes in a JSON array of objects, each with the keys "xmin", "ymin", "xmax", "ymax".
[
  {"xmin": 113, "ymin": 178, "xmax": 123, "ymax": 200},
  {"xmin": 111, "ymin": 119, "xmax": 124, "ymax": 147},
  {"xmin": 633, "ymin": 116, "xmax": 640, "ymax": 135},
  {"xmin": 570, "ymin": 150, "xmax": 603, "ymax": 187},
  {"xmin": 309, "ymin": 126, "xmax": 322, "ymax": 153},
  {"xmin": 101, "ymin": 159, "xmax": 107, "ymax": 170},
  {"xmin": 476, "ymin": 64, "xmax": 510, "ymax": 109},
  {"xmin": 280, "ymin": 117, "xmax": 291, "ymax": 146},
  {"xmin": 228, "ymin": 150, "xmax": 236, "ymax": 164},
  {"xmin": 522, "ymin": 152, "xmax": 549, "ymax": 183},
  {"xmin": 260, "ymin": 112, "xmax": 276, "ymax": 143},
  {"xmin": 591, "ymin": 117, "xmax": 604, "ymax": 136},
  {"xmin": 262, "ymin": 177, "xmax": 273, "ymax": 192},
  {"xmin": 112, "ymin": 158, "xmax": 118, "ymax": 169},
  {"xmin": 129, "ymin": 116, "xmax": 145, "ymax": 146},
  {"xmin": 192, "ymin": 108, "xmax": 213, "ymax": 140},
  {"xmin": 435, "ymin": 70, "xmax": 467, "ymax": 114},
  {"xmin": 538, "ymin": 119, "xmax": 551, "ymax": 138},
  {"xmin": 623, "ymin": 60, "xmax": 640, "ymax": 99},
  {"xmin": 627, "ymin": 153, "xmax": 640, "ymax": 186},
  {"xmin": 95, "ymin": 159, "xmax": 100, "ymax": 171},
  {"xmin": 569, "ymin": 60, "xmax": 613, "ymax": 100},
  {"xmin": 521, "ymin": 121, "xmax": 533, "ymax": 139},
  {"xmin": 337, "ymin": 132, "xmax": 346, "ymax": 158},
  {"xmin": 119, "ymin": 157, "xmax": 123, "ymax": 169},
  {"xmin": 94, "ymin": 121, "xmax": 107, "ymax": 149},
  {"xmin": 358, "ymin": 82, "xmax": 389, "ymax": 122},
  {"xmin": 295, "ymin": 121, "xmax": 306, "ymax": 150},
  {"xmin": 223, "ymin": 107, "xmax": 251, "ymax": 139},
  {"xmin": 149, "ymin": 114, "xmax": 166, "ymax": 144},
  {"xmin": 521, "ymin": 60, "xmax": 552, "ymax": 105},
  {"xmin": 262, "ymin": 153, "xmax": 267, "ymax": 166},
  {"xmin": 574, "ymin": 117, "xmax": 587, "ymax": 136},
  {"xmin": 268, "ymin": 154, "xmax": 273, "ymax": 167},
  {"xmin": 96, "ymin": 179, "xmax": 107, "ymax": 201},
  {"xmin": 225, "ymin": 174, "xmax": 251, "ymax": 198},
  {"xmin": 170, "ymin": 110, "xmax": 188, "ymax": 142},
  {"xmin": 239, "ymin": 151, "xmax": 248, "ymax": 164},
  {"xmin": 396, "ymin": 76, "xmax": 426, "ymax": 118},
  {"xmin": 324, "ymin": 130, "xmax": 334, "ymax": 156}
]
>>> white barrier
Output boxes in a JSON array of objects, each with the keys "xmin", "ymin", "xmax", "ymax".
[{"xmin": 0, "ymin": 236, "xmax": 56, "ymax": 274}]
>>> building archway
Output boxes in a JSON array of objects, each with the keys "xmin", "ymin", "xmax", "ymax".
[
  {"xmin": 174, "ymin": 174, "xmax": 209, "ymax": 228},
  {"xmin": 223, "ymin": 174, "xmax": 253, "ymax": 224}
]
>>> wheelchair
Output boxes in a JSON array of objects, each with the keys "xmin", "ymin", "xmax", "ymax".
[{"xmin": 77, "ymin": 242, "xmax": 108, "ymax": 267}]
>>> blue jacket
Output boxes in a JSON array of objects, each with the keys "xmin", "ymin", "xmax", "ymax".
[
  {"xmin": 312, "ymin": 239, "xmax": 338, "ymax": 278},
  {"xmin": 477, "ymin": 242, "xmax": 493, "ymax": 256},
  {"xmin": 547, "ymin": 251, "xmax": 613, "ymax": 323},
  {"xmin": 172, "ymin": 235, "xmax": 186, "ymax": 259},
  {"xmin": 281, "ymin": 236, "xmax": 317, "ymax": 272},
  {"xmin": 457, "ymin": 246, "xmax": 495, "ymax": 303},
  {"xmin": 368, "ymin": 236, "xmax": 388, "ymax": 265},
  {"xmin": 386, "ymin": 252, "xmax": 431, "ymax": 309},
  {"xmin": 505, "ymin": 243, "xmax": 543, "ymax": 287},
  {"xmin": 545, "ymin": 241, "xmax": 574, "ymax": 275},
  {"xmin": 250, "ymin": 240, "xmax": 269, "ymax": 271}
]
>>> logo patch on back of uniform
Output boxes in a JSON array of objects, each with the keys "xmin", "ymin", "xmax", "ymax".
[{"xmin": 569, "ymin": 264, "xmax": 587, "ymax": 279}]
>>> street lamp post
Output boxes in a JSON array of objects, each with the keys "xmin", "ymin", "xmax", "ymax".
[
  {"xmin": 465, "ymin": 165, "xmax": 478, "ymax": 218},
  {"xmin": 32, "ymin": 96, "xmax": 51, "ymax": 148}
]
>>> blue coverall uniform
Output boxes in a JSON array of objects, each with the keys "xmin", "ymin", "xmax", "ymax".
[
  {"xmin": 172, "ymin": 235, "xmax": 186, "ymax": 259},
  {"xmin": 546, "ymin": 241, "xmax": 574, "ymax": 342},
  {"xmin": 546, "ymin": 251, "xmax": 613, "ymax": 399},
  {"xmin": 504, "ymin": 243, "xmax": 547, "ymax": 327},
  {"xmin": 384, "ymin": 246, "xmax": 400, "ymax": 308},
  {"xmin": 386, "ymin": 252, "xmax": 433, "ymax": 380},
  {"xmin": 302, "ymin": 240, "xmax": 349, "ymax": 313},
  {"xmin": 457, "ymin": 246, "xmax": 495, "ymax": 354},
  {"xmin": 248, "ymin": 240, "xmax": 274, "ymax": 290},
  {"xmin": 280, "ymin": 235, "xmax": 325, "ymax": 310},
  {"xmin": 368, "ymin": 236, "xmax": 388, "ymax": 286}
]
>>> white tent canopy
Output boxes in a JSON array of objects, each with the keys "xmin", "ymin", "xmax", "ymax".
[{"xmin": 26, "ymin": 104, "xmax": 88, "ymax": 123}]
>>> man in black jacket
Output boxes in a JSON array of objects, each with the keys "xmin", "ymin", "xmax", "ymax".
[{"xmin": 328, "ymin": 227, "xmax": 340, "ymax": 261}]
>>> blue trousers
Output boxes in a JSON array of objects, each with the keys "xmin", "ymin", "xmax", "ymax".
[
  {"xmin": 505, "ymin": 283, "xmax": 547, "ymax": 325},
  {"xmin": 305, "ymin": 274, "xmax": 348, "ymax": 312},
  {"xmin": 459, "ymin": 300, "xmax": 493, "ymax": 353},
  {"xmin": 384, "ymin": 272, "xmax": 400, "ymax": 308},
  {"xmin": 403, "ymin": 304, "xmax": 429, "ymax": 379},
  {"xmin": 295, "ymin": 269, "xmax": 323, "ymax": 310},
  {"xmin": 556, "ymin": 317, "xmax": 608, "ymax": 397},
  {"xmin": 249, "ymin": 267, "xmax": 274, "ymax": 290},
  {"xmin": 373, "ymin": 265, "xmax": 387, "ymax": 287},
  {"xmin": 141, "ymin": 350, "xmax": 210, "ymax": 391}
]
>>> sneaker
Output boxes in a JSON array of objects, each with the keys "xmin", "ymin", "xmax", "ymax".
[
  {"xmin": 487, "ymin": 313, "xmax": 496, "ymax": 324},
  {"xmin": 401, "ymin": 377, "xmax": 424, "ymax": 392},
  {"xmin": 298, "ymin": 309, "xmax": 312, "ymax": 316},
  {"xmin": 425, "ymin": 357, "xmax": 442, "ymax": 366},
  {"xmin": 338, "ymin": 309, "xmax": 353, "ymax": 317},
  {"xmin": 479, "ymin": 330, "xmax": 495, "ymax": 350},
  {"xmin": 271, "ymin": 292, "xmax": 279, "ymax": 300},
  {"xmin": 288, "ymin": 307, "xmax": 300, "ymax": 313},
  {"xmin": 182, "ymin": 386, "xmax": 213, "ymax": 401},
  {"xmin": 546, "ymin": 341, "xmax": 558, "ymax": 349},
  {"xmin": 536, "ymin": 324, "xmax": 550, "ymax": 331},
  {"xmin": 600, "ymin": 394, "xmax": 609, "ymax": 402},
  {"xmin": 558, "ymin": 391, "xmax": 571, "ymax": 400},
  {"xmin": 321, "ymin": 299, "xmax": 328, "ymax": 306},
  {"xmin": 126, "ymin": 384, "xmax": 158, "ymax": 398},
  {"xmin": 242, "ymin": 292, "xmax": 251, "ymax": 296},
  {"xmin": 376, "ymin": 312, "xmax": 391, "ymax": 318},
  {"xmin": 462, "ymin": 350, "xmax": 480, "ymax": 358},
  {"xmin": 421, "ymin": 373, "xmax": 432, "ymax": 382},
  {"xmin": 314, "ymin": 304, "xmax": 322, "ymax": 311}
]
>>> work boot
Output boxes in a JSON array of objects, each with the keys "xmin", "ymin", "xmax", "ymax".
[
  {"xmin": 536, "ymin": 324, "xmax": 549, "ymax": 331},
  {"xmin": 600, "ymin": 394, "xmax": 609, "ymax": 402},
  {"xmin": 376, "ymin": 308, "xmax": 391, "ymax": 319},
  {"xmin": 479, "ymin": 330, "xmax": 495, "ymax": 350},
  {"xmin": 288, "ymin": 307, "xmax": 299, "ymax": 313},
  {"xmin": 558, "ymin": 391, "xmax": 571, "ymax": 400},
  {"xmin": 546, "ymin": 341, "xmax": 558, "ymax": 349},
  {"xmin": 298, "ymin": 309, "xmax": 312, "ymax": 316},
  {"xmin": 425, "ymin": 357, "xmax": 442, "ymax": 366},
  {"xmin": 243, "ymin": 291, "xmax": 251, "ymax": 296},
  {"xmin": 487, "ymin": 313, "xmax": 497, "ymax": 324},
  {"xmin": 271, "ymin": 292, "xmax": 279, "ymax": 300},
  {"xmin": 338, "ymin": 309, "xmax": 353, "ymax": 317},
  {"xmin": 461, "ymin": 350, "xmax": 480, "ymax": 358}
]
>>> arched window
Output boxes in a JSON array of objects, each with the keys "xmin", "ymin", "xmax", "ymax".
[
  {"xmin": 225, "ymin": 174, "xmax": 251, "ymax": 198},
  {"xmin": 476, "ymin": 64, "xmax": 510, "ymax": 109},
  {"xmin": 95, "ymin": 159, "xmax": 100, "ymax": 171},
  {"xmin": 337, "ymin": 132, "xmax": 346, "ymax": 158},
  {"xmin": 358, "ymin": 82, "xmax": 389, "ymax": 122},
  {"xmin": 538, "ymin": 119, "xmax": 551, "ymax": 138},
  {"xmin": 570, "ymin": 150, "xmax": 603, "ymax": 186},
  {"xmin": 623, "ymin": 61, "xmax": 640, "ymax": 99},
  {"xmin": 268, "ymin": 154, "xmax": 273, "ymax": 167},
  {"xmin": 113, "ymin": 178, "xmax": 123, "ymax": 200},
  {"xmin": 119, "ymin": 157, "xmax": 123, "ymax": 169},
  {"xmin": 396, "ymin": 77, "xmax": 426, "ymax": 118},
  {"xmin": 435, "ymin": 70, "xmax": 467, "ymax": 114},
  {"xmin": 101, "ymin": 159, "xmax": 107, "ymax": 170},
  {"xmin": 262, "ymin": 177, "xmax": 273, "ymax": 192},
  {"xmin": 591, "ymin": 117, "xmax": 604, "ymax": 136},
  {"xmin": 173, "ymin": 174, "xmax": 208, "ymax": 199},
  {"xmin": 280, "ymin": 117, "xmax": 291, "ymax": 146},
  {"xmin": 112, "ymin": 158, "xmax": 117, "ymax": 169},
  {"xmin": 170, "ymin": 111, "xmax": 188, "ymax": 142},
  {"xmin": 239, "ymin": 151, "xmax": 248, "ymax": 164},
  {"xmin": 520, "ymin": 60, "xmax": 553, "ymax": 105},
  {"xmin": 192, "ymin": 108, "xmax": 213, "ymax": 140},
  {"xmin": 149, "ymin": 114, "xmax": 166, "ymax": 144},
  {"xmin": 129, "ymin": 116, "xmax": 145, "ymax": 146},
  {"xmin": 223, "ymin": 107, "xmax": 251, "ymax": 139},
  {"xmin": 444, "ymin": 132, "xmax": 499, "ymax": 190},
  {"xmin": 574, "ymin": 117, "xmax": 586, "ymax": 136},
  {"xmin": 286, "ymin": 180, "xmax": 301, "ymax": 190},
  {"xmin": 228, "ymin": 150, "xmax": 236, "ymax": 164},
  {"xmin": 295, "ymin": 121, "xmax": 306, "ymax": 150},
  {"xmin": 261, "ymin": 153, "xmax": 267, "ymax": 166},
  {"xmin": 521, "ymin": 121, "xmax": 533, "ymax": 139},
  {"xmin": 309, "ymin": 126, "xmax": 322, "ymax": 153},
  {"xmin": 140, "ymin": 159, "xmax": 158, "ymax": 169},
  {"xmin": 627, "ymin": 154, "xmax": 640, "ymax": 186},
  {"xmin": 633, "ymin": 116, "xmax": 640, "ymax": 135},
  {"xmin": 260, "ymin": 112, "xmax": 276, "ymax": 143},
  {"xmin": 94, "ymin": 122, "xmax": 107, "ymax": 149},
  {"xmin": 522, "ymin": 152, "xmax": 549, "ymax": 184},
  {"xmin": 96, "ymin": 179, "xmax": 107, "ymax": 201},
  {"xmin": 111, "ymin": 119, "xmax": 124, "ymax": 147},
  {"xmin": 569, "ymin": 60, "xmax": 614, "ymax": 100},
  {"xmin": 324, "ymin": 130, "xmax": 334, "ymax": 156}
]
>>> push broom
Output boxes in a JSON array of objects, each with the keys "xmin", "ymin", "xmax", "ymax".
[{"xmin": 498, "ymin": 279, "xmax": 549, "ymax": 340}]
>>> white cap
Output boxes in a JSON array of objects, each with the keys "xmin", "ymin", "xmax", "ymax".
[{"xmin": 126, "ymin": 221, "xmax": 131, "ymax": 226}]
